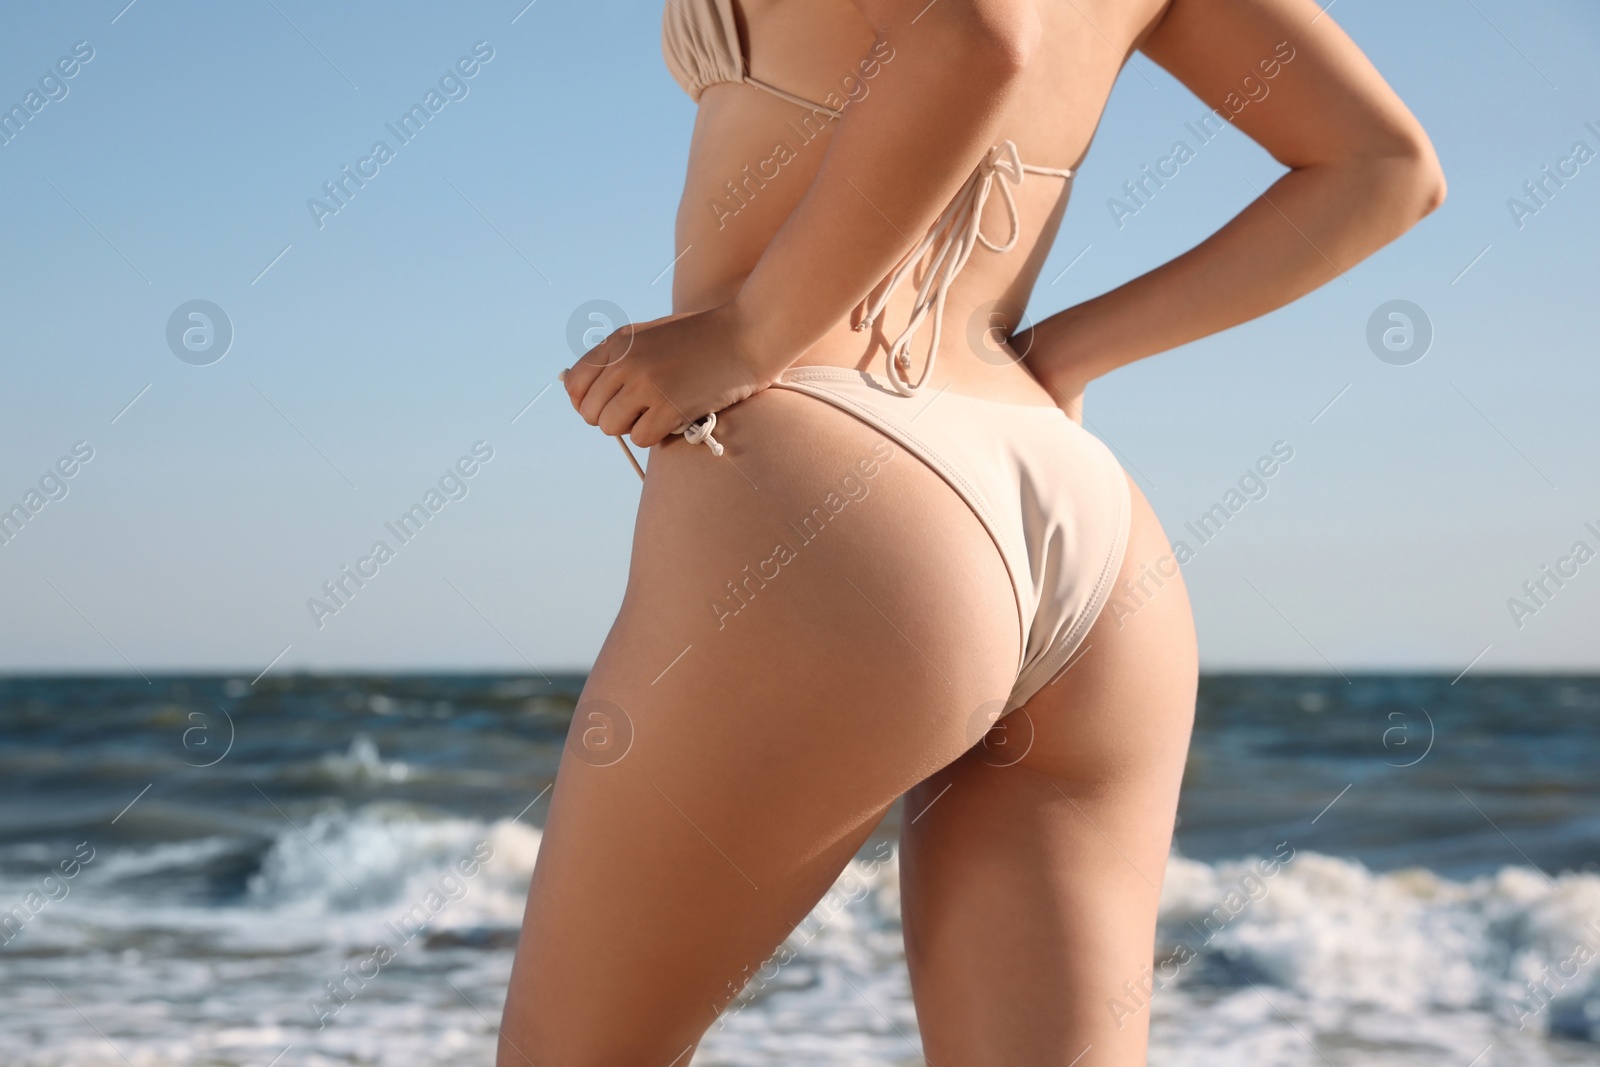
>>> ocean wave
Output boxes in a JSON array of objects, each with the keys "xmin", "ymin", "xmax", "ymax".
[
  {"xmin": 8, "ymin": 802, "xmax": 1598, "ymax": 1065},
  {"xmin": 249, "ymin": 804, "xmax": 1600, "ymax": 1037},
  {"xmin": 242, "ymin": 801, "xmax": 541, "ymax": 931},
  {"xmin": 1155, "ymin": 850, "xmax": 1600, "ymax": 1040},
  {"xmin": 0, "ymin": 803, "xmax": 540, "ymax": 960},
  {"xmin": 24, "ymin": 797, "xmax": 1600, "ymax": 1035}
]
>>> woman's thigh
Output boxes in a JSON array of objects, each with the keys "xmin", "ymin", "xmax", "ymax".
[
  {"xmin": 497, "ymin": 387, "xmax": 1021, "ymax": 1066},
  {"xmin": 900, "ymin": 476, "xmax": 1199, "ymax": 1067}
]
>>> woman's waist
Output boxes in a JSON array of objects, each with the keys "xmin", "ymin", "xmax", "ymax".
[
  {"xmin": 675, "ymin": 267, "xmax": 1056, "ymax": 405},
  {"xmin": 789, "ymin": 322, "xmax": 1053, "ymax": 405}
]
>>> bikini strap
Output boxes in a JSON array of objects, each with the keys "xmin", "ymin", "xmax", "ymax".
[
  {"xmin": 743, "ymin": 75, "xmax": 845, "ymax": 120},
  {"xmin": 855, "ymin": 140, "xmax": 1072, "ymax": 396}
]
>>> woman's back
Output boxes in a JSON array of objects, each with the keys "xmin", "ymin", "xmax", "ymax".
[{"xmin": 671, "ymin": 0, "xmax": 1170, "ymax": 402}]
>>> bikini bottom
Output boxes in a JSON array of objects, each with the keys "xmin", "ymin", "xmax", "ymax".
[{"xmin": 771, "ymin": 366, "xmax": 1131, "ymax": 713}]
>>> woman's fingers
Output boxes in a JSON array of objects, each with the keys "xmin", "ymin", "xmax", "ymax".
[
  {"xmin": 596, "ymin": 383, "xmax": 651, "ymax": 439},
  {"xmin": 578, "ymin": 359, "xmax": 629, "ymax": 427},
  {"xmin": 562, "ymin": 354, "xmax": 602, "ymax": 411},
  {"xmin": 627, "ymin": 400, "xmax": 685, "ymax": 450},
  {"xmin": 564, "ymin": 325, "xmax": 634, "ymax": 410},
  {"xmin": 600, "ymin": 372, "xmax": 688, "ymax": 449},
  {"xmin": 564, "ymin": 312, "xmax": 726, "ymax": 447}
]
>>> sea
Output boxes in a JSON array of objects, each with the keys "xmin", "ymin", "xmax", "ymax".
[{"xmin": 0, "ymin": 673, "xmax": 1596, "ymax": 1066}]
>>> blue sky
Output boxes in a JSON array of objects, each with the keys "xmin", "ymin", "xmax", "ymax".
[{"xmin": 1, "ymin": 0, "xmax": 1596, "ymax": 676}]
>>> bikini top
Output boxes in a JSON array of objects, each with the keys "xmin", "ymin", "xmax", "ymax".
[
  {"xmin": 644, "ymin": 0, "xmax": 1072, "ymax": 472},
  {"xmin": 663, "ymin": 0, "xmax": 847, "ymax": 118}
]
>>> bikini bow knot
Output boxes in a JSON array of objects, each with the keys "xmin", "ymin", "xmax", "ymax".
[{"xmin": 854, "ymin": 139, "xmax": 1072, "ymax": 396}]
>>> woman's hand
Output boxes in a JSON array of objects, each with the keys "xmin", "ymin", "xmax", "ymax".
[
  {"xmin": 1013, "ymin": 312, "xmax": 1092, "ymax": 424},
  {"xmin": 561, "ymin": 304, "xmax": 781, "ymax": 448}
]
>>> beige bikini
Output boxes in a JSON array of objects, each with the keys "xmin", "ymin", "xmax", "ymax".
[{"xmin": 637, "ymin": 0, "xmax": 1129, "ymax": 710}]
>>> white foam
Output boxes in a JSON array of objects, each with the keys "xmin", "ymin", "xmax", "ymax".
[
  {"xmin": 7, "ymin": 813, "xmax": 1599, "ymax": 1065},
  {"xmin": 1154, "ymin": 851, "xmax": 1600, "ymax": 1036}
]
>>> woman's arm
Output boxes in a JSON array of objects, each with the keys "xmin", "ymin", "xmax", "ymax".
[
  {"xmin": 1021, "ymin": 0, "xmax": 1446, "ymax": 414},
  {"xmin": 565, "ymin": 0, "xmax": 1042, "ymax": 447},
  {"xmin": 728, "ymin": 0, "xmax": 1037, "ymax": 359}
]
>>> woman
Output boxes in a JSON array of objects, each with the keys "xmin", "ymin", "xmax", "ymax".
[{"xmin": 502, "ymin": 0, "xmax": 1444, "ymax": 1061}]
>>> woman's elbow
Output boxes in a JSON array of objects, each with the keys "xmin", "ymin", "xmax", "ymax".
[
  {"xmin": 1355, "ymin": 135, "xmax": 1447, "ymax": 225},
  {"xmin": 987, "ymin": 1, "xmax": 1043, "ymax": 74},
  {"xmin": 1411, "ymin": 148, "xmax": 1448, "ymax": 219},
  {"xmin": 942, "ymin": 0, "xmax": 1041, "ymax": 76},
  {"xmin": 1303, "ymin": 113, "xmax": 1447, "ymax": 223},
  {"xmin": 1390, "ymin": 114, "xmax": 1448, "ymax": 217}
]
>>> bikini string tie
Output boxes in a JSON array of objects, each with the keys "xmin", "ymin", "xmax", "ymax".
[
  {"xmin": 681, "ymin": 411, "xmax": 723, "ymax": 455},
  {"xmin": 854, "ymin": 140, "xmax": 1072, "ymax": 397},
  {"xmin": 614, "ymin": 411, "xmax": 721, "ymax": 483},
  {"xmin": 608, "ymin": 142, "xmax": 1069, "ymax": 478}
]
